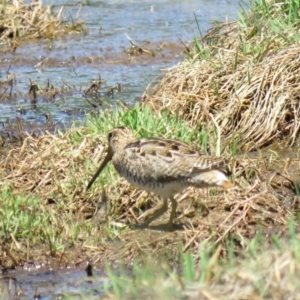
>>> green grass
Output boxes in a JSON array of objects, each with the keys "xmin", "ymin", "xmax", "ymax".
[
  {"xmin": 189, "ymin": 0, "xmax": 300, "ymax": 63},
  {"xmin": 86, "ymin": 103, "xmax": 204, "ymax": 145},
  {"xmin": 0, "ymin": 186, "xmax": 49, "ymax": 247},
  {"xmin": 0, "ymin": 184, "xmax": 95, "ymax": 258},
  {"xmin": 238, "ymin": 0, "xmax": 300, "ymax": 53},
  {"xmin": 86, "ymin": 102, "xmax": 226, "ymax": 156}
]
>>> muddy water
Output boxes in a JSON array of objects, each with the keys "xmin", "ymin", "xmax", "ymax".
[{"xmin": 0, "ymin": 0, "xmax": 243, "ymax": 298}]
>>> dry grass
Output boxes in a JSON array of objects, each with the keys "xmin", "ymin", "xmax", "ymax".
[
  {"xmin": 0, "ymin": 0, "xmax": 84, "ymax": 45},
  {"xmin": 2, "ymin": 130, "xmax": 100, "ymax": 205},
  {"xmin": 142, "ymin": 21, "xmax": 300, "ymax": 151},
  {"xmin": 0, "ymin": 128, "xmax": 298, "ymax": 267}
]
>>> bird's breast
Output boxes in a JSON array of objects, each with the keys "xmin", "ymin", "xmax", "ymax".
[{"xmin": 113, "ymin": 157, "xmax": 187, "ymax": 198}]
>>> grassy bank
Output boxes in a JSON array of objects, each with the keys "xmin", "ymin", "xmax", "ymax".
[{"xmin": 143, "ymin": 0, "xmax": 300, "ymax": 152}]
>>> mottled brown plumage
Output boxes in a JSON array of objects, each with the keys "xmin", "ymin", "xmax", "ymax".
[{"xmin": 87, "ymin": 126, "xmax": 233, "ymax": 229}]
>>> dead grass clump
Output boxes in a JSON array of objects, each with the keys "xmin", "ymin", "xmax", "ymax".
[
  {"xmin": 0, "ymin": 0, "xmax": 84, "ymax": 45},
  {"xmin": 143, "ymin": 24, "xmax": 300, "ymax": 151},
  {"xmin": 2, "ymin": 130, "xmax": 102, "ymax": 204}
]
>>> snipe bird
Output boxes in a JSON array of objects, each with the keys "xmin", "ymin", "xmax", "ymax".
[{"xmin": 87, "ymin": 126, "xmax": 233, "ymax": 230}]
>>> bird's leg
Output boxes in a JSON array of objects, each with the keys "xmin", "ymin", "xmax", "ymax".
[
  {"xmin": 167, "ymin": 197, "xmax": 178, "ymax": 230},
  {"xmin": 142, "ymin": 198, "xmax": 168, "ymax": 227}
]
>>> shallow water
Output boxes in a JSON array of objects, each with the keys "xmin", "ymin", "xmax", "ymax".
[
  {"xmin": 0, "ymin": 0, "xmax": 243, "ymax": 298},
  {"xmin": 0, "ymin": 0, "xmax": 243, "ymax": 130},
  {"xmin": 1, "ymin": 266, "xmax": 107, "ymax": 299}
]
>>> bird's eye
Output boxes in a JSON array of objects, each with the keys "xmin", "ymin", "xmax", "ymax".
[{"xmin": 108, "ymin": 132, "xmax": 113, "ymax": 140}]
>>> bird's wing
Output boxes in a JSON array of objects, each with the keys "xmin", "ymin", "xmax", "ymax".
[{"xmin": 124, "ymin": 137, "xmax": 225, "ymax": 179}]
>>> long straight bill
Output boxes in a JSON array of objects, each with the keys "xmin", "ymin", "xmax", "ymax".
[{"xmin": 86, "ymin": 150, "xmax": 113, "ymax": 190}]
